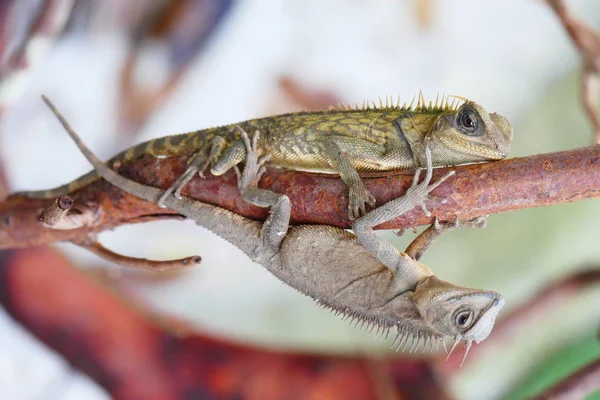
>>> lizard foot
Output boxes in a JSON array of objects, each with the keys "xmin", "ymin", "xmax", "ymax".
[
  {"xmin": 435, "ymin": 215, "xmax": 488, "ymax": 232},
  {"xmin": 393, "ymin": 226, "xmax": 418, "ymax": 237},
  {"xmin": 404, "ymin": 147, "xmax": 455, "ymax": 217},
  {"xmin": 348, "ymin": 186, "xmax": 377, "ymax": 220},
  {"xmin": 157, "ymin": 151, "xmax": 210, "ymax": 207},
  {"xmin": 233, "ymin": 128, "xmax": 271, "ymax": 192}
]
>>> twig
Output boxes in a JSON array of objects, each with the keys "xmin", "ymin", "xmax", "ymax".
[
  {"xmin": 531, "ymin": 357, "xmax": 600, "ymax": 400},
  {"xmin": 278, "ymin": 76, "xmax": 341, "ymax": 110},
  {"xmin": 546, "ymin": 0, "xmax": 600, "ymax": 144},
  {"xmin": 1, "ymin": 144, "xmax": 599, "ymax": 250},
  {"xmin": 76, "ymin": 239, "xmax": 201, "ymax": 272}
]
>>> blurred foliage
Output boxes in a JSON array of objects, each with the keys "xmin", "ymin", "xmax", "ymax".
[{"xmin": 505, "ymin": 336, "xmax": 600, "ymax": 399}]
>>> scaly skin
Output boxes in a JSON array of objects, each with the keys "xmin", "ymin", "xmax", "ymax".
[
  {"xmin": 14, "ymin": 94, "xmax": 512, "ymax": 219},
  {"xmin": 42, "ymin": 96, "xmax": 505, "ymax": 362}
]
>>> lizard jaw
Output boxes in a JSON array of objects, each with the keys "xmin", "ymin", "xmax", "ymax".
[{"xmin": 439, "ymin": 135, "xmax": 507, "ymax": 161}]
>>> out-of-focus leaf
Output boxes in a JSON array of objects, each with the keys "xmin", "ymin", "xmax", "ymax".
[
  {"xmin": 505, "ymin": 337, "xmax": 600, "ymax": 400},
  {"xmin": 118, "ymin": 0, "xmax": 235, "ymax": 136}
]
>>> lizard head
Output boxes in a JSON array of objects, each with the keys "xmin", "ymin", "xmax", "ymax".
[
  {"xmin": 412, "ymin": 275, "xmax": 504, "ymax": 345},
  {"xmin": 418, "ymin": 101, "xmax": 513, "ymax": 166}
]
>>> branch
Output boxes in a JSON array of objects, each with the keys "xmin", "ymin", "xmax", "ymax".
[
  {"xmin": 1, "ymin": 145, "xmax": 599, "ymax": 250},
  {"xmin": 546, "ymin": 0, "xmax": 600, "ymax": 144}
]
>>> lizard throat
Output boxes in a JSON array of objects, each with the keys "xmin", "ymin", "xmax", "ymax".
[{"xmin": 439, "ymin": 136, "xmax": 505, "ymax": 160}]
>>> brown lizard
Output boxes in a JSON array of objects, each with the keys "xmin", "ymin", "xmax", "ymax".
[
  {"xmin": 42, "ymin": 96, "xmax": 504, "ymax": 363},
  {"xmin": 15, "ymin": 93, "xmax": 512, "ymax": 219}
]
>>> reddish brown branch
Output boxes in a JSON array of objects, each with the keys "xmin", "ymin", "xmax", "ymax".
[
  {"xmin": 77, "ymin": 240, "xmax": 201, "ymax": 272},
  {"xmin": 547, "ymin": 0, "xmax": 600, "ymax": 143},
  {"xmin": 1, "ymin": 145, "xmax": 599, "ymax": 250},
  {"xmin": 531, "ymin": 357, "xmax": 600, "ymax": 400}
]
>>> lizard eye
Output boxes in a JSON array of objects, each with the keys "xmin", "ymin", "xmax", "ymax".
[
  {"xmin": 455, "ymin": 310, "xmax": 474, "ymax": 329},
  {"xmin": 457, "ymin": 110, "xmax": 479, "ymax": 135}
]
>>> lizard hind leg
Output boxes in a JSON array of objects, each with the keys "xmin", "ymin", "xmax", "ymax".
[
  {"xmin": 235, "ymin": 129, "xmax": 289, "ymax": 254},
  {"xmin": 157, "ymin": 136, "xmax": 227, "ymax": 207},
  {"xmin": 210, "ymin": 127, "xmax": 248, "ymax": 177},
  {"xmin": 405, "ymin": 215, "xmax": 488, "ymax": 261}
]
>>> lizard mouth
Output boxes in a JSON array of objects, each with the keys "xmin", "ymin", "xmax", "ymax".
[{"xmin": 440, "ymin": 135, "xmax": 507, "ymax": 160}]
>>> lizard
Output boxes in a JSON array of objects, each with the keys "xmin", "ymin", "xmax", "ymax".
[
  {"xmin": 41, "ymin": 96, "xmax": 505, "ymax": 363},
  {"xmin": 14, "ymin": 93, "xmax": 513, "ymax": 219}
]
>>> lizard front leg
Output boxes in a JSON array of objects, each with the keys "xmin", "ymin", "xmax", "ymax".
[
  {"xmin": 322, "ymin": 137, "xmax": 378, "ymax": 220},
  {"xmin": 235, "ymin": 128, "xmax": 291, "ymax": 256},
  {"xmin": 351, "ymin": 147, "xmax": 454, "ymax": 284}
]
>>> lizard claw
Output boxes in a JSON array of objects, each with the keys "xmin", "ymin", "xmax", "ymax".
[
  {"xmin": 433, "ymin": 217, "xmax": 442, "ymax": 230},
  {"xmin": 455, "ymin": 215, "xmax": 488, "ymax": 229},
  {"xmin": 470, "ymin": 215, "xmax": 488, "ymax": 229},
  {"xmin": 411, "ymin": 168, "xmax": 422, "ymax": 188},
  {"xmin": 393, "ymin": 225, "xmax": 418, "ymax": 236},
  {"xmin": 258, "ymin": 154, "xmax": 272, "ymax": 167},
  {"xmin": 432, "ymin": 215, "xmax": 488, "ymax": 235},
  {"xmin": 403, "ymin": 147, "xmax": 455, "ymax": 217},
  {"xmin": 237, "ymin": 125, "xmax": 252, "ymax": 148},
  {"xmin": 173, "ymin": 186, "xmax": 184, "ymax": 199},
  {"xmin": 348, "ymin": 186, "xmax": 377, "ymax": 220}
]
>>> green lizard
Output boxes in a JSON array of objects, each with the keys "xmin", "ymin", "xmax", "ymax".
[
  {"xmin": 43, "ymin": 96, "xmax": 504, "ymax": 363},
  {"xmin": 15, "ymin": 93, "xmax": 512, "ymax": 219}
]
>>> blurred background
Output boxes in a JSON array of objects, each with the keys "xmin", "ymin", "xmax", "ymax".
[{"xmin": 0, "ymin": 0, "xmax": 599, "ymax": 399}]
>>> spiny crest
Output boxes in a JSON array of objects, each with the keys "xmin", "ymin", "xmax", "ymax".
[
  {"xmin": 390, "ymin": 324, "xmax": 444, "ymax": 354},
  {"xmin": 318, "ymin": 300, "xmax": 394, "ymax": 338},
  {"xmin": 316, "ymin": 299, "xmax": 443, "ymax": 354},
  {"xmin": 327, "ymin": 91, "xmax": 467, "ymax": 113}
]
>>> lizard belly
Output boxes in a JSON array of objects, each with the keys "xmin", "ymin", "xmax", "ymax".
[
  {"xmin": 266, "ymin": 145, "xmax": 415, "ymax": 173},
  {"xmin": 268, "ymin": 152, "xmax": 336, "ymax": 173},
  {"xmin": 278, "ymin": 225, "xmax": 396, "ymax": 310}
]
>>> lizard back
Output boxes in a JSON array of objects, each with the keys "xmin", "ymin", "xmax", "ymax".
[{"xmin": 13, "ymin": 95, "xmax": 511, "ymax": 199}]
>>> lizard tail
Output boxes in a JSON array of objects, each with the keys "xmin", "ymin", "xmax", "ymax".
[{"xmin": 10, "ymin": 131, "xmax": 206, "ymax": 200}]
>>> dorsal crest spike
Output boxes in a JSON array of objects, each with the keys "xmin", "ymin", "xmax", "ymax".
[
  {"xmin": 324, "ymin": 92, "xmax": 469, "ymax": 112},
  {"xmin": 447, "ymin": 94, "xmax": 468, "ymax": 102}
]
